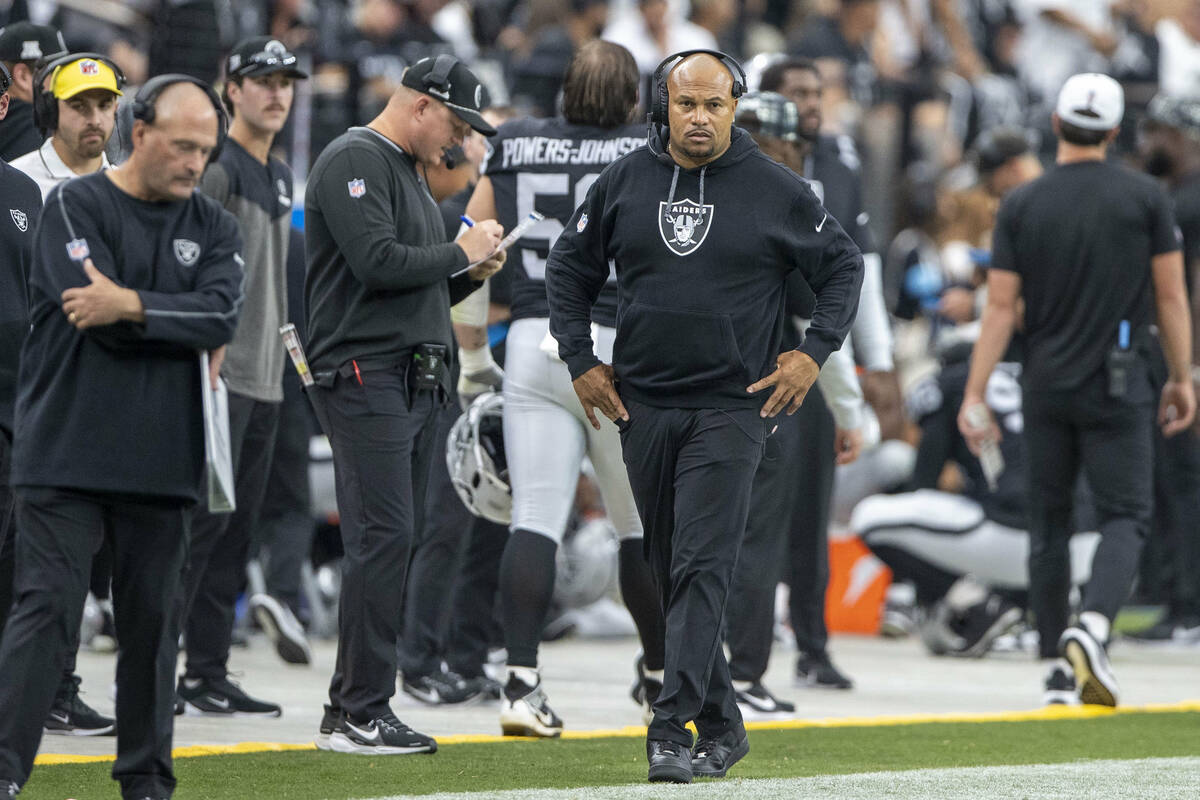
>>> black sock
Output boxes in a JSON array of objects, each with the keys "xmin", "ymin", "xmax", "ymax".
[
  {"xmin": 499, "ymin": 529, "xmax": 558, "ymax": 668},
  {"xmin": 619, "ymin": 538, "xmax": 666, "ymax": 672}
]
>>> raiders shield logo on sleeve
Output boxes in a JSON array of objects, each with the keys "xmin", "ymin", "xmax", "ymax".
[
  {"xmin": 174, "ymin": 238, "xmax": 201, "ymax": 266},
  {"xmin": 9, "ymin": 209, "xmax": 27, "ymax": 232},
  {"xmin": 658, "ymin": 199, "xmax": 713, "ymax": 256}
]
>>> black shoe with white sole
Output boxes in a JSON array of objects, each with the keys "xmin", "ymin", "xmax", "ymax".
[
  {"xmin": 1059, "ymin": 625, "xmax": 1119, "ymax": 707},
  {"xmin": 249, "ymin": 593, "xmax": 312, "ymax": 665},
  {"xmin": 794, "ymin": 653, "xmax": 854, "ymax": 690},
  {"xmin": 402, "ymin": 668, "xmax": 484, "ymax": 706},
  {"xmin": 315, "ymin": 704, "xmax": 341, "ymax": 750},
  {"xmin": 329, "ymin": 712, "xmax": 437, "ymax": 755},
  {"xmin": 500, "ymin": 674, "xmax": 563, "ymax": 737},
  {"xmin": 647, "ymin": 739, "xmax": 693, "ymax": 783},
  {"xmin": 0, "ymin": 779, "xmax": 16, "ymax": 797},
  {"xmin": 691, "ymin": 728, "xmax": 750, "ymax": 778},
  {"xmin": 177, "ymin": 675, "xmax": 282, "ymax": 717},
  {"xmin": 44, "ymin": 677, "xmax": 115, "ymax": 736},
  {"xmin": 734, "ymin": 681, "xmax": 794, "ymax": 714}
]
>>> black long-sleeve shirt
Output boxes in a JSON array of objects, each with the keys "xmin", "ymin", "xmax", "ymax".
[
  {"xmin": 546, "ymin": 126, "xmax": 863, "ymax": 410},
  {"xmin": 12, "ymin": 174, "xmax": 244, "ymax": 502},
  {"xmin": 304, "ymin": 127, "xmax": 480, "ymax": 376},
  {"xmin": 0, "ymin": 162, "xmax": 42, "ymax": 439}
]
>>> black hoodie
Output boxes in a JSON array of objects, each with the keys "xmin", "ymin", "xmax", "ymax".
[{"xmin": 546, "ymin": 126, "xmax": 863, "ymax": 410}]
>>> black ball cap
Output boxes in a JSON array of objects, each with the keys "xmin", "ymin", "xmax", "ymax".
[
  {"xmin": 226, "ymin": 36, "xmax": 308, "ymax": 79},
  {"xmin": 401, "ymin": 56, "xmax": 496, "ymax": 137},
  {"xmin": 0, "ymin": 22, "xmax": 66, "ymax": 63}
]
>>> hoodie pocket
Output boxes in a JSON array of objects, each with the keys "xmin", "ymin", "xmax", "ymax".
[{"xmin": 613, "ymin": 302, "xmax": 748, "ymax": 393}]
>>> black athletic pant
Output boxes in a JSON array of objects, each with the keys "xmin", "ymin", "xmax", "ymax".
[
  {"xmin": 787, "ymin": 384, "xmax": 836, "ymax": 658},
  {"xmin": 0, "ymin": 435, "xmax": 13, "ymax": 634},
  {"xmin": 444, "ymin": 515, "xmax": 507, "ymax": 679},
  {"xmin": 1024, "ymin": 371, "xmax": 1154, "ymax": 659},
  {"xmin": 258, "ymin": 382, "xmax": 316, "ymax": 612},
  {"xmin": 308, "ymin": 368, "xmax": 440, "ymax": 721},
  {"xmin": 399, "ymin": 400, "xmax": 475, "ymax": 678},
  {"xmin": 0, "ymin": 488, "xmax": 188, "ymax": 799},
  {"xmin": 619, "ymin": 397, "xmax": 764, "ymax": 748},
  {"xmin": 726, "ymin": 411, "xmax": 800, "ymax": 683},
  {"xmin": 179, "ymin": 392, "xmax": 280, "ymax": 680}
]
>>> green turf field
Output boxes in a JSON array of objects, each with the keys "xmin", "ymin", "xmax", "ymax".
[{"xmin": 19, "ymin": 709, "xmax": 1200, "ymax": 799}]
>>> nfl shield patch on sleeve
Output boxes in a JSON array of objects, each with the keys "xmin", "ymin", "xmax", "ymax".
[
  {"xmin": 348, "ymin": 178, "xmax": 366, "ymax": 199},
  {"xmin": 66, "ymin": 238, "xmax": 90, "ymax": 261}
]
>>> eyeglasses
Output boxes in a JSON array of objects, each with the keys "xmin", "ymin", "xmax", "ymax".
[{"xmin": 230, "ymin": 49, "xmax": 297, "ymax": 77}]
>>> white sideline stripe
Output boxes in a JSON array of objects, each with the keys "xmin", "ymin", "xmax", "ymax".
[{"xmin": 361, "ymin": 757, "xmax": 1200, "ymax": 800}]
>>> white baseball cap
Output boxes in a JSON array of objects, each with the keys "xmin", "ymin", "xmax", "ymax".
[{"xmin": 1055, "ymin": 73, "xmax": 1124, "ymax": 131}]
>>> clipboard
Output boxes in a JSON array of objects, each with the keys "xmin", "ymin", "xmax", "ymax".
[
  {"xmin": 452, "ymin": 212, "xmax": 545, "ymax": 277},
  {"xmin": 199, "ymin": 350, "xmax": 236, "ymax": 513}
]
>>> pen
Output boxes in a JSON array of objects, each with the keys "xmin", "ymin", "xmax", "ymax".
[{"xmin": 459, "ymin": 214, "xmax": 475, "ymax": 228}]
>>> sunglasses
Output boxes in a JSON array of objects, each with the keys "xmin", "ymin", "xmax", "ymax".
[{"xmin": 230, "ymin": 49, "xmax": 297, "ymax": 77}]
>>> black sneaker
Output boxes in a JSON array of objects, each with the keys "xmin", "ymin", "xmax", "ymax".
[
  {"xmin": 1060, "ymin": 624, "xmax": 1119, "ymax": 707},
  {"xmin": 647, "ymin": 739, "xmax": 692, "ymax": 783},
  {"xmin": 44, "ymin": 677, "xmax": 115, "ymax": 736},
  {"xmin": 315, "ymin": 704, "xmax": 340, "ymax": 751},
  {"xmin": 1127, "ymin": 613, "xmax": 1200, "ymax": 644},
  {"xmin": 734, "ymin": 681, "xmax": 795, "ymax": 713},
  {"xmin": 460, "ymin": 675, "xmax": 502, "ymax": 703},
  {"xmin": 177, "ymin": 675, "xmax": 282, "ymax": 717},
  {"xmin": 0, "ymin": 778, "xmax": 18, "ymax": 797},
  {"xmin": 499, "ymin": 674, "xmax": 563, "ymax": 737},
  {"xmin": 1043, "ymin": 663, "xmax": 1078, "ymax": 706},
  {"xmin": 691, "ymin": 728, "xmax": 750, "ymax": 778},
  {"xmin": 249, "ymin": 593, "xmax": 312, "ymax": 665},
  {"xmin": 794, "ymin": 653, "xmax": 853, "ymax": 690},
  {"xmin": 329, "ymin": 711, "xmax": 437, "ymax": 755},
  {"xmin": 402, "ymin": 668, "xmax": 484, "ymax": 706}
]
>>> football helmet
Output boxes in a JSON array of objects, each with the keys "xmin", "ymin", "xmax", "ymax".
[
  {"xmin": 446, "ymin": 391, "xmax": 511, "ymax": 524},
  {"xmin": 554, "ymin": 517, "xmax": 619, "ymax": 609}
]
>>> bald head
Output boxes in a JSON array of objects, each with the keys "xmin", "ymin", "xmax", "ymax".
[
  {"xmin": 665, "ymin": 53, "xmax": 739, "ymax": 168},
  {"xmin": 129, "ymin": 81, "xmax": 221, "ymax": 202}
]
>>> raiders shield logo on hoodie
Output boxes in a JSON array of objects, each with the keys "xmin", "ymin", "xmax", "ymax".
[{"xmin": 658, "ymin": 198, "xmax": 713, "ymax": 256}]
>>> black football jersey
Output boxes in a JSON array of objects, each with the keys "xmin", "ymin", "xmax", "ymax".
[{"xmin": 484, "ymin": 117, "xmax": 645, "ymax": 327}]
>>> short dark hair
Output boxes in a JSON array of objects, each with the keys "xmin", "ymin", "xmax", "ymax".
[
  {"xmin": 1058, "ymin": 118, "xmax": 1110, "ymax": 146},
  {"xmin": 562, "ymin": 40, "xmax": 638, "ymax": 128},
  {"xmin": 220, "ymin": 75, "xmax": 242, "ymax": 117},
  {"xmin": 759, "ymin": 56, "xmax": 820, "ymax": 94}
]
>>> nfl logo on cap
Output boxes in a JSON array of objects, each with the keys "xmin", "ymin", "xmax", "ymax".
[{"xmin": 79, "ymin": 60, "xmax": 99, "ymax": 76}]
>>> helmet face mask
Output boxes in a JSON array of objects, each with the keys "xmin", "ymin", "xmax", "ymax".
[{"xmin": 446, "ymin": 391, "xmax": 511, "ymax": 525}]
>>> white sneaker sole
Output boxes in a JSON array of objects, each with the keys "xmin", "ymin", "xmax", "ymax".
[
  {"xmin": 43, "ymin": 723, "xmax": 115, "ymax": 737},
  {"xmin": 1061, "ymin": 628, "xmax": 1119, "ymax": 707},
  {"xmin": 314, "ymin": 732, "xmax": 332, "ymax": 751},
  {"xmin": 1042, "ymin": 689, "xmax": 1080, "ymax": 706},
  {"xmin": 500, "ymin": 705, "xmax": 563, "ymax": 738},
  {"xmin": 328, "ymin": 731, "xmax": 435, "ymax": 755},
  {"xmin": 182, "ymin": 700, "xmax": 281, "ymax": 718}
]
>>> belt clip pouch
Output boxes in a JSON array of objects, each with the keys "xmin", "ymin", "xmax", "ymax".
[{"xmin": 411, "ymin": 343, "xmax": 448, "ymax": 392}]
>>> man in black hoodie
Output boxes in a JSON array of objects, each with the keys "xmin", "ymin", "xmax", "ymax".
[{"xmin": 545, "ymin": 50, "xmax": 862, "ymax": 784}]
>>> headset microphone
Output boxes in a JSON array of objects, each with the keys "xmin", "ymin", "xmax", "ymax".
[{"xmin": 442, "ymin": 145, "xmax": 466, "ymax": 169}]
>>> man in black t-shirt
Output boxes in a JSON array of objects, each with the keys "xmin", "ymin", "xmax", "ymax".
[
  {"xmin": 1133, "ymin": 94, "xmax": 1200, "ymax": 641},
  {"xmin": 0, "ymin": 78, "xmax": 242, "ymax": 800},
  {"xmin": 960, "ymin": 73, "xmax": 1195, "ymax": 709}
]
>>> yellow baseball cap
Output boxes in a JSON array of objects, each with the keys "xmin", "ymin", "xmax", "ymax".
[{"xmin": 52, "ymin": 57, "xmax": 122, "ymax": 100}]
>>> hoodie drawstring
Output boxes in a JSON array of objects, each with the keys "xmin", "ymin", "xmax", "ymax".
[{"xmin": 666, "ymin": 164, "xmax": 708, "ymax": 206}]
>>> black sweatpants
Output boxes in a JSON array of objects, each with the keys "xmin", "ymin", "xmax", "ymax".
[
  {"xmin": 618, "ymin": 397, "xmax": 765, "ymax": 748},
  {"xmin": 308, "ymin": 369, "xmax": 440, "ymax": 721},
  {"xmin": 179, "ymin": 392, "xmax": 280, "ymax": 680},
  {"xmin": 258, "ymin": 383, "xmax": 316, "ymax": 611},
  {"xmin": 726, "ymin": 411, "xmax": 800, "ymax": 683},
  {"xmin": 0, "ymin": 435, "xmax": 13, "ymax": 634},
  {"xmin": 0, "ymin": 488, "xmax": 188, "ymax": 799},
  {"xmin": 399, "ymin": 400, "xmax": 475, "ymax": 678},
  {"xmin": 1024, "ymin": 371, "xmax": 1154, "ymax": 659},
  {"xmin": 787, "ymin": 384, "xmax": 836, "ymax": 658}
]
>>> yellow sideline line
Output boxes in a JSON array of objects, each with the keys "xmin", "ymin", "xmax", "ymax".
[{"xmin": 33, "ymin": 699, "xmax": 1200, "ymax": 766}]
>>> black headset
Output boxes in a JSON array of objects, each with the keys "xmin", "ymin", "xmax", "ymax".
[
  {"xmin": 419, "ymin": 53, "xmax": 458, "ymax": 99},
  {"xmin": 0, "ymin": 63, "xmax": 10, "ymax": 97},
  {"xmin": 32, "ymin": 52, "xmax": 127, "ymax": 136},
  {"xmin": 649, "ymin": 49, "xmax": 746, "ymax": 127},
  {"xmin": 130, "ymin": 73, "xmax": 228, "ymax": 164}
]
